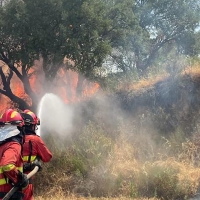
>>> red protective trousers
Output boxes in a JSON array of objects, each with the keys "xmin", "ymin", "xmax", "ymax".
[{"xmin": 22, "ymin": 184, "xmax": 33, "ymax": 200}]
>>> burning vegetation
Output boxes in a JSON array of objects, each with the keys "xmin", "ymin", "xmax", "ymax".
[{"xmin": 0, "ymin": 60, "xmax": 100, "ymax": 112}]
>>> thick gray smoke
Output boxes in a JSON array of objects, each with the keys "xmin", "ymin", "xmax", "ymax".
[{"xmin": 36, "ymin": 93, "xmax": 74, "ymax": 137}]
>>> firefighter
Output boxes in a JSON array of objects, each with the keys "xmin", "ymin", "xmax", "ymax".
[
  {"xmin": 20, "ymin": 110, "xmax": 52, "ymax": 200},
  {"xmin": 0, "ymin": 109, "xmax": 29, "ymax": 200}
]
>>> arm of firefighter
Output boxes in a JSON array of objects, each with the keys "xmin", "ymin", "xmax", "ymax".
[
  {"xmin": 3, "ymin": 165, "xmax": 29, "ymax": 189},
  {"xmin": 23, "ymin": 157, "xmax": 42, "ymax": 172},
  {"xmin": 2, "ymin": 164, "xmax": 20, "ymax": 185},
  {"xmin": 15, "ymin": 171, "xmax": 29, "ymax": 189},
  {"xmin": 2, "ymin": 166, "xmax": 39, "ymax": 200},
  {"xmin": 1, "ymin": 143, "xmax": 22, "ymax": 184},
  {"xmin": 36, "ymin": 137, "xmax": 52, "ymax": 162}
]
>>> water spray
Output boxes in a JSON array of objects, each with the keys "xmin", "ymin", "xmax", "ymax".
[{"xmin": 36, "ymin": 93, "xmax": 74, "ymax": 138}]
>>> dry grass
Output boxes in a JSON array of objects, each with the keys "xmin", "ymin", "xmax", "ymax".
[
  {"xmin": 118, "ymin": 63, "xmax": 200, "ymax": 93},
  {"xmin": 34, "ymin": 133, "xmax": 200, "ymax": 200},
  {"xmin": 35, "ymin": 197, "xmax": 159, "ymax": 200},
  {"xmin": 182, "ymin": 64, "xmax": 200, "ymax": 76},
  {"xmin": 35, "ymin": 65, "xmax": 200, "ymax": 199},
  {"xmin": 35, "ymin": 192, "xmax": 159, "ymax": 200},
  {"xmin": 118, "ymin": 74, "xmax": 169, "ymax": 92}
]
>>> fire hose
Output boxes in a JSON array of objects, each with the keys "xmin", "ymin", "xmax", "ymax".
[{"xmin": 2, "ymin": 166, "xmax": 39, "ymax": 200}]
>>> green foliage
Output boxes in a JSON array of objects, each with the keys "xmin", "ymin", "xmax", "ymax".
[
  {"xmin": 1, "ymin": 0, "xmax": 200, "ymax": 109},
  {"xmin": 111, "ymin": 0, "xmax": 200, "ymax": 76},
  {"xmin": 135, "ymin": 162, "xmax": 195, "ymax": 200},
  {"xmin": 100, "ymin": 72, "xmax": 138, "ymax": 92},
  {"xmin": 0, "ymin": 0, "xmax": 134, "ymax": 80},
  {"xmin": 0, "ymin": 0, "xmax": 140, "ymax": 109},
  {"xmin": 72, "ymin": 121, "xmax": 112, "ymax": 170},
  {"xmin": 34, "ymin": 114, "xmax": 200, "ymax": 199},
  {"xmin": 1, "ymin": 0, "xmax": 64, "ymax": 73}
]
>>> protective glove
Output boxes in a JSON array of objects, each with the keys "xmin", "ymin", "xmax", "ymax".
[
  {"xmin": 23, "ymin": 159, "xmax": 42, "ymax": 172},
  {"xmin": 16, "ymin": 171, "xmax": 29, "ymax": 190},
  {"xmin": 23, "ymin": 163, "xmax": 32, "ymax": 172},
  {"xmin": 32, "ymin": 159, "xmax": 42, "ymax": 171}
]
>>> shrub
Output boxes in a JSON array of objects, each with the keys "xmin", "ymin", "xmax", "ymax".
[{"xmin": 134, "ymin": 159, "xmax": 200, "ymax": 200}]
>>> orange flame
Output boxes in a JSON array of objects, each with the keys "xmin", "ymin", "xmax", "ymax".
[
  {"xmin": 54, "ymin": 68, "xmax": 99, "ymax": 103},
  {"xmin": 0, "ymin": 60, "xmax": 100, "ymax": 111}
]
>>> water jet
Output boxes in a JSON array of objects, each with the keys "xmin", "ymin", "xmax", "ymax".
[{"xmin": 36, "ymin": 93, "xmax": 74, "ymax": 138}]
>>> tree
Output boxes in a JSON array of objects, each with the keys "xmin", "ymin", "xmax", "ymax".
[
  {"xmin": 0, "ymin": 0, "xmax": 135, "ymax": 110},
  {"xmin": 0, "ymin": 0, "xmax": 65, "ymax": 110},
  {"xmin": 110, "ymin": 0, "xmax": 200, "ymax": 75},
  {"xmin": 61, "ymin": 0, "xmax": 136, "ymax": 93}
]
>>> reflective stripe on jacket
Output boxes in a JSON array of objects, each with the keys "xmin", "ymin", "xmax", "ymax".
[
  {"xmin": 0, "ymin": 141, "xmax": 23, "ymax": 192},
  {"xmin": 22, "ymin": 134, "xmax": 52, "ymax": 168},
  {"xmin": 23, "ymin": 155, "xmax": 36, "ymax": 162},
  {"xmin": 0, "ymin": 165, "xmax": 23, "ymax": 185}
]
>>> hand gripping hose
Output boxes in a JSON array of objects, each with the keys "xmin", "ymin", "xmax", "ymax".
[{"xmin": 2, "ymin": 166, "xmax": 39, "ymax": 200}]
